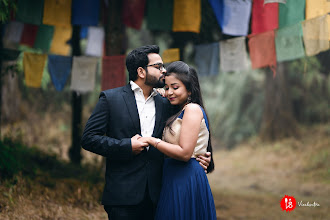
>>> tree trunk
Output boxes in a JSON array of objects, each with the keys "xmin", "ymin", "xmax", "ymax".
[
  {"xmin": 69, "ymin": 26, "xmax": 82, "ymax": 164},
  {"xmin": 0, "ymin": 24, "xmax": 4, "ymax": 137},
  {"xmin": 260, "ymin": 63, "xmax": 299, "ymax": 141}
]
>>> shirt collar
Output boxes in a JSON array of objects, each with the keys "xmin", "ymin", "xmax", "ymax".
[{"xmin": 130, "ymin": 81, "xmax": 158, "ymax": 97}]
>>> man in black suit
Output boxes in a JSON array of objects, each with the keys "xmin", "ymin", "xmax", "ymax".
[{"xmin": 81, "ymin": 45, "xmax": 210, "ymax": 220}]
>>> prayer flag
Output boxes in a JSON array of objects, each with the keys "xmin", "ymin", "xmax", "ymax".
[
  {"xmin": 72, "ymin": 0, "xmax": 100, "ymax": 26},
  {"xmin": 16, "ymin": 0, "xmax": 44, "ymax": 25},
  {"xmin": 305, "ymin": 0, "xmax": 330, "ymax": 19},
  {"xmin": 279, "ymin": 0, "xmax": 305, "ymax": 28},
  {"xmin": 194, "ymin": 42, "xmax": 219, "ymax": 76},
  {"xmin": 3, "ymin": 21, "xmax": 24, "ymax": 49},
  {"xmin": 248, "ymin": 30, "xmax": 276, "ymax": 69},
  {"xmin": 70, "ymin": 56, "xmax": 98, "ymax": 93},
  {"xmin": 122, "ymin": 0, "xmax": 146, "ymax": 29},
  {"xmin": 102, "ymin": 56, "xmax": 126, "ymax": 91},
  {"xmin": 23, "ymin": 52, "xmax": 47, "ymax": 88},
  {"xmin": 302, "ymin": 15, "xmax": 329, "ymax": 56},
  {"xmin": 173, "ymin": 0, "xmax": 201, "ymax": 33},
  {"xmin": 275, "ymin": 23, "xmax": 305, "ymax": 62},
  {"xmin": 220, "ymin": 37, "xmax": 248, "ymax": 72},
  {"xmin": 50, "ymin": 26, "xmax": 72, "ymax": 56},
  {"xmin": 20, "ymin": 24, "xmax": 38, "ymax": 47},
  {"xmin": 162, "ymin": 48, "xmax": 180, "ymax": 64},
  {"xmin": 251, "ymin": 0, "xmax": 278, "ymax": 34},
  {"xmin": 146, "ymin": 0, "xmax": 173, "ymax": 31},
  {"xmin": 85, "ymin": 27, "xmax": 105, "ymax": 57},
  {"xmin": 48, "ymin": 55, "xmax": 72, "ymax": 91},
  {"xmin": 34, "ymin": 25, "xmax": 54, "ymax": 52},
  {"xmin": 43, "ymin": 0, "xmax": 72, "ymax": 27}
]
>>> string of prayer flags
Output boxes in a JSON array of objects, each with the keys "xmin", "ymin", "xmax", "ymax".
[
  {"xmin": 279, "ymin": 0, "xmax": 305, "ymax": 28},
  {"xmin": 275, "ymin": 23, "xmax": 305, "ymax": 62},
  {"xmin": 70, "ymin": 56, "xmax": 98, "ymax": 93},
  {"xmin": 43, "ymin": 0, "xmax": 72, "ymax": 27},
  {"xmin": 219, "ymin": 0, "xmax": 252, "ymax": 36},
  {"xmin": 23, "ymin": 52, "xmax": 47, "ymax": 88},
  {"xmin": 101, "ymin": 56, "xmax": 126, "ymax": 91},
  {"xmin": 20, "ymin": 24, "xmax": 38, "ymax": 47},
  {"xmin": 248, "ymin": 30, "xmax": 277, "ymax": 70},
  {"xmin": 50, "ymin": 26, "xmax": 72, "ymax": 56},
  {"xmin": 34, "ymin": 25, "xmax": 54, "ymax": 52},
  {"xmin": 146, "ymin": 0, "xmax": 173, "ymax": 31},
  {"xmin": 305, "ymin": 0, "xmax": 330, "ymax": 20},
  {"xmin": 48, "ymin": 55, "xmax": 72, "ymax": 91},
  {"xmin": 173, "ymin": 0, "xmax": 201, "ymax": 33},
  {"xmin": 16, "ymin": 0, "xmax": 44, "ymax": 25},
  {"xmin": 72, "ymin": 0, "xmax": 100, "ymax": 26},
  {"xmin": 220, "ymin": 37, "xmax": 248, "ymax": 72},
  {"xmin": 251, "ymin": 0, "xmax": 278, "ymax": 34},
  {"xmin": 302, "ymin": 15, "xmax": 329, "ymax": 56},
  {"xmin": 122, "ymin": 0, "xmax": 146, "ymax": 29},
  {"xmin": 194, "ymin": 42, "xmax": 219, "ymax": 76},
  {"xmin": 162, "ymin": 48, "xmax": 180, "ymax": 64},
  {"xmin": 85, "ymin": 27, "xmax": 105, "ymax": 57},
  {"xmin": 264, "ymin": 0, "xmax": 286, "ymax": 4},
  {"xmin": 3, "ymin": 21, "xmax": 24, "ymax": 49}
]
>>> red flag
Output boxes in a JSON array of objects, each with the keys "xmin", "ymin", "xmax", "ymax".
[
  {"xmin": 251, "ymin": 0, "xmax": 278, "ymax": 34},
  {"xmin": 102, "ymin": 55, "xmax": 126, "ymax": 91},
  {"xmin": 122, "ymin": 0, "xmax": 146, "ymax": 29},
  {"xmin": 20, "ymin": 24, "xmax": 38, "ymax": 47}
]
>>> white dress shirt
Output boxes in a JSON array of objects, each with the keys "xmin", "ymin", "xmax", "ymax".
[{"xmin": 130, "ymin": 81, "xmax": 158, "ymax": 150}]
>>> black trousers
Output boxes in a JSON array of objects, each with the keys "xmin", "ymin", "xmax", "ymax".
[{"xmin": 104, "ymin": 185, "xmax": 156, "ymax": 220}]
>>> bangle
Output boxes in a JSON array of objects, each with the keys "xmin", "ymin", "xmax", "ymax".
[{"xmin": 154, "ymin": 138, "xmax": 161, "ymax": 149}]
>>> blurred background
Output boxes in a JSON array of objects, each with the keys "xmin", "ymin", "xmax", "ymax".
[{"xmin": 0, "ymin": 0, "xmax": 329, "ymax": 219}]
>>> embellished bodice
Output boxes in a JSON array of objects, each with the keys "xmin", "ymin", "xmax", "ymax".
[{"xmin": 162, "ymin": 106, "xmax": 209, "ymax": 158}]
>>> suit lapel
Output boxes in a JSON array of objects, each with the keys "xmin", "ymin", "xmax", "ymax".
[
  {"xmin": 152, "ymin": 94, "xmax": 164, "ymax": 137},
  {"xmin": 123, "ymin": 84, "xmax": 141, "ymax": 134}
]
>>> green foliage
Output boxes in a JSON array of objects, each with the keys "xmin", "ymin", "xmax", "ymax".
[{"xmin": 0, "ymin": 0, "xmax": 16, "ymax": 23}]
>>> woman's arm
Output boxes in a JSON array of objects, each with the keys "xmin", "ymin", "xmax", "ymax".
[{"xmin": 141, "ymin": 104, "xmax": 203, "ymax": 162}]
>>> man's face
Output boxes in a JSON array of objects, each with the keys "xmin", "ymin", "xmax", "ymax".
[{"xmin": 144, "ymin": 53, "xmax": 166, "ymax": 88}]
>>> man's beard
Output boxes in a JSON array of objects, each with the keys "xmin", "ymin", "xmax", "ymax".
[{"xmin": 145, "ymin": 71, "xmax": 165, "ymax": 88}]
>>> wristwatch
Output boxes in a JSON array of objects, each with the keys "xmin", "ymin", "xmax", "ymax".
[{"xmin": 154, "ymin": 138, "xmax": 161, "ymax": 149}]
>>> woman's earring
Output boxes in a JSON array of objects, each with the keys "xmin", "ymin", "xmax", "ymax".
[{"xmin": 187, "ymin": 96, "xmax": 191, "ymax": 102}]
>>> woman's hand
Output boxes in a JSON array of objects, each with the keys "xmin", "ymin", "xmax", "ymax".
[{"xmin": 196, "ymin": 152, "xmax": 211, "ymax": 173}]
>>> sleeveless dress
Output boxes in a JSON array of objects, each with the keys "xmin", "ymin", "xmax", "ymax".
[{"xmin": 154, "ymin": 106, "xmax": 217, "ymax": 220}]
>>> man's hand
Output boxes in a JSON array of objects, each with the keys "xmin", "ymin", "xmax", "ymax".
[
  {"xmin": 196, "ymin": 152, "xmax": 211, "ymax": 173},
  {"xmin": 131, "ymin": 134, "xmax": 149, "ymax": 155}
]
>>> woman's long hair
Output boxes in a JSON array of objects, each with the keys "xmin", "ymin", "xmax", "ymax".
[{"xmin": 165, "ymin": 61, "xmax": 214, "ymax": 173}]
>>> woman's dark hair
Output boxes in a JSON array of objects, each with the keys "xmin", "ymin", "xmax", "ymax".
[
  {"xmin": 165, "ymin": 61, "xmax": 214, "ymax": 173},
  {"xmin": 126, "ymin": 45, "xmax": 160, "ymax": 81}
]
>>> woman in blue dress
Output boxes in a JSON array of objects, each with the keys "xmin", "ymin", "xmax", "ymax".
[{"xmin": 140, "ymin": 61, "xmax": 216, "ymax": 220}]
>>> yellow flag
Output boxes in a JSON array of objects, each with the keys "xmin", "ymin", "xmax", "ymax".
[
  {"xmin": 50, "ymin": 26, "xmax": 72, "ymax": 56},
  {"xmin": 43, "ymin": 0, "xmax": 72, "ymax": 26},
  {"xmin": 173, "ymin": 0, "xmax": 201, "ymax": 33},
  {"xmin": 23, "ymin": 52, "xmax": 47, "ymax": 88},
  {"xmin": 306, "ymin": 0, "xmax": 330, "ymax": 19},
  {"xmin": 162, "ymin": 48, "xmax": 180, "ymax": 64}
]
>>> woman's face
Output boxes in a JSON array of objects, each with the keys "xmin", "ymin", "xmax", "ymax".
[{"xmin": 164, "ymin": 74, "xmax": 190, "ymax": 108}]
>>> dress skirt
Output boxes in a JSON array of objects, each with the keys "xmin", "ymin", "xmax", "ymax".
[{"xmin": 155, "ymin": 158, "xmax": 217, "ymax": 220}]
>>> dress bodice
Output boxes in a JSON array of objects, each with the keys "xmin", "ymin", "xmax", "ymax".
[{"xmin": 162, "ymin": 106, "xmax": 209, "ymax": 158}]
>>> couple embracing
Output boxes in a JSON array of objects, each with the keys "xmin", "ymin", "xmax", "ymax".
[{"xmin": 81, "ymin": 45, "xmax": 217, "ymax": 220}]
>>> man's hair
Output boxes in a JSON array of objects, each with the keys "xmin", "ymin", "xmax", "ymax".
[{"xmin": 126, "ymin": 45, "xmax": 160, "ymax": 81}]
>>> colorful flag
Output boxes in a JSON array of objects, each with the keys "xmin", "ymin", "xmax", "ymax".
[
  {"xmin": 102, "ymin": 56, "xmax": 126, "ymax": 91},
  {"xmin": 279, "ymin": 0, "xmax": 305, "ymax": 28},
  {"xmin": 220, "ymin": 37, "xmax": 248, "ymax": 72},
  {"xmin": 275, "ymin": 23, "xmax": 305, "ymax": 62},
  {"xmin": 72, "ymin": 0, "xmax": 100, "ymax": 26},
  {"xmin": 43, "ymin": 0, "xmax": 72, "ymax": 27},
  {"xmin": 85, "ymin": 27, "xmax": 105, "ymax": 57},
  {"xmin": 194, "ymin": 42, "xmax": 219, "ymax": 76},
  {"xmin": 3, "ymin": 21, "xmax": 24, "ymax": 49},
  {"xmin": 162, "ymin": 48, "xmax": 180, "ymax": 64},
  {"xmin": 48, "ymin": 55, "xmax": 72, "ymax": 91},
  {"xmin": 173, "ymin": 0, "xmax": 201, "ymax": 33},
  {"xmin": 20, "ymin": 24, "xmax": 38, "ymax": 47},
  {"xmin": 302, "ymin": 15, "xmax": 329, "ymax": 56},
  {"xmin": 16, "ymin": 0, "xmax": 44, "ymax": 25},
  {"xmin": 146, "ymin": 0, "xmax": 173, "ymax": 31},
  {"xmin": 251, "ymin": 0, "xmax": 278, "ymax": 34},
  {"xmin": 70, "ymin": 56, "xmax": 98, "ymax": 93},
  {"xmin": 305, "ymin": 0, "xmax": 330, "ymax": 19},
  {"xmin": 122, "ymin": 0, "xmax": 146, "ymax": 29},
  {"xmin": 50, "ymin": 26, "xmax": 72, "ymax": 56},
  {"xmin": 23, "ymin": 52, "xmax": 47, "ymax": 88},
  {"xmin": 248, "ymin": 30, "xmax": 277, "ymax": 69},
  {"xmin": 34, "ymin": 25, "xmax": 54, "ymax": 52}
]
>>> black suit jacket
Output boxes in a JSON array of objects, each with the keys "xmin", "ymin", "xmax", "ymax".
[{"xmin": 81, "ymin": 84, "xmax": 171, "ymax": 206}]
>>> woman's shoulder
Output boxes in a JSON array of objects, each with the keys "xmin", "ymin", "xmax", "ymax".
[{"xmin": 184, "ymin": 103, "xmax": 203, "ymax": 117}]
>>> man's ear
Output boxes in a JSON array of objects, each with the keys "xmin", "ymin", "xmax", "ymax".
[{"xmin": 137, "ymin": 67, "xmax": 146, "ymax": 79}]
